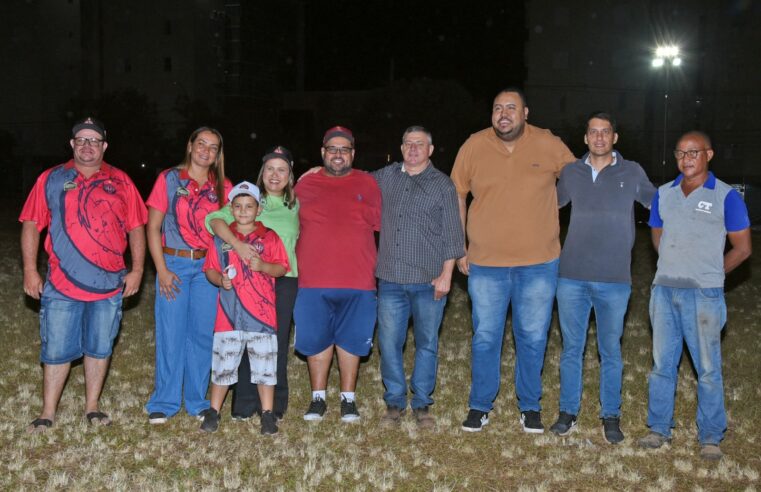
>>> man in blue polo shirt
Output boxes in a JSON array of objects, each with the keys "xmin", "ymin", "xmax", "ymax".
[
  {"xmin": 638, "ymin": 131, "xmax": 751, "ymax": 461},
  {"xmin": 550, "ymin": 113, "xmax": 655, "ymax": 443}
]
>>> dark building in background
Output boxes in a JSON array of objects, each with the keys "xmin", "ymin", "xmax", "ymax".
[{"xmin": 524, "ymin": 0, "xmax": 761, "ymax": 186}]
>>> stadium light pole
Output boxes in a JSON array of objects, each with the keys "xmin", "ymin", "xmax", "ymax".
[{"xmin": 652, "ymin": 45, "xmax": 682, "ymax": 183}]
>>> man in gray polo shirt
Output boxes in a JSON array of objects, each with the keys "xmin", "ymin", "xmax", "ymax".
[
  {"xmin": 549, "ymin": 112, "xmax": 656, "ymax": 443},
  {"xmin": 638, "ymin": 130, "xmax": 751, "ymax": 461},
  {"xmin": 375, "ymin": 126, "xmax": 465, "ymax": 429}
]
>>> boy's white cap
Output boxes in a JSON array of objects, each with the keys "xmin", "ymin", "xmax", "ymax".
[{"xmin": 228, "ymin": 181, "xmax": 260, "ymax": 202}]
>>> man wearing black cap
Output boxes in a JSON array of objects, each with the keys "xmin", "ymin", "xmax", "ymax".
[
  {"xmin": 294, "ymin": 126, "xmax": 382, "ymax": 423},
  {"xmin": 20, "ymin": 117, "xmax": 147, "ymax": 431}
]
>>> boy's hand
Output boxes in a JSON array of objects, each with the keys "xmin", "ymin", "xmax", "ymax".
[
  {"xmin": 221, "ymin": 273, "xmax": 233, "ymax": 290},
  {"xmin": 249, "ymin": 251, "xmax": 264, "ymax": 272}
]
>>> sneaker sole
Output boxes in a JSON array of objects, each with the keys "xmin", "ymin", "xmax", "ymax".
[
  {"xmin": 461, "ymin": 418, "xmax": 489, "ymax": 432},
  {"xmin": 521, "ymin": 422, "xmax": 545, "ymax": 434},
  {"xmin": 550, "ymin": 423, "xmax": 577, "ymax": 437},
  {"xmin": 303, "ymin": 414, "xmax": 324, "ymax": 422},
  {"xmin": 341, "ymin": 415, "xmax": 360, "ymax": 423},
  {"xmin": 148, "ymin": 418, "xmax": 167, "ymax": 425}
]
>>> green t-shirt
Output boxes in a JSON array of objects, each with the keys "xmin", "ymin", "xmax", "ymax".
[{"xmin": 205, "ymin": 196, "xmax": 300, "ymax": 277}]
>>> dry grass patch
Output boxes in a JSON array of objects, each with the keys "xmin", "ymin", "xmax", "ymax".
[{"xmin": 1, "ymin": 224, "xmax": 760, "ymax": 490}]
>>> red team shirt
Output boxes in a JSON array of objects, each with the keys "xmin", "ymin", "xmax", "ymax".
[
  {"xmin": 295, "ymin": 169, "xmax": 382, "ymax": 291},
  {"xmin": 146, "ymin": 168, "xmax": 232, "ymax": 250},
  {"xmin": 19, "ymin": 160, "xmax": 148, "ymax": 301},
  {"xmin": 203, "ymin": 222, "xmax": 290, "ymax": 333}
]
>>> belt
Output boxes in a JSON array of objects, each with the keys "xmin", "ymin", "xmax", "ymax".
[{"xmin": 162, "ymin": 246, "xmax": 207, "ymax": 260}]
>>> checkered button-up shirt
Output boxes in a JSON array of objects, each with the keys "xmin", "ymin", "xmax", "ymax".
[{"xmin": 374, "ymin": 161, "xmax": 465, "ymax": 284}]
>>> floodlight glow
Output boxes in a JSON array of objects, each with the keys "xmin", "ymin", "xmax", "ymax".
[
  {"xmin": 652, "ymin": 58, "xmax": 665, "ymax": 67},
  {"xmin": 672, "ymin": 57, "xmax": 682, "ymax": 66}
]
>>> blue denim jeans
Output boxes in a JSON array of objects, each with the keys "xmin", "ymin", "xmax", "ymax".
[
  {"xmin": 556, "ymin": 278, "xmax": 631, "ymax": 418},
  {"xmin": 39, "ymin": 293, "xmax": 123, "ymax": 364},
  {"xmin": 146, "ymin": 254, "xmax": 217, "ymax": 417},
  {"xmin": 467, "ymin": 260, "xmax": 558, "ymax": 412},
  {"xmin": 647, "ymin": 285, "xmax": 727, "ymax": 444},
  {"xmin": 377, "ymin": 280, "xmax": 446, "ymax": 410}
]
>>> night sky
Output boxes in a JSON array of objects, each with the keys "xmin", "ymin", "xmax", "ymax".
[{"xmin": 304, "ymin": 1, "xmax": 526, "ymax": 99}]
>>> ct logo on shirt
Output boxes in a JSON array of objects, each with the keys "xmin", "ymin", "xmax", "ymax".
[
  {"xmin": 176, "ymin": 186, "xmax": 189, "ymax": 197},
  {"xmin": 696, "ymin": 201, "xmax": 713, "ymax": 214}
]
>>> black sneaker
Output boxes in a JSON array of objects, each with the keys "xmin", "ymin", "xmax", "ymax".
[
  {"xmin": 340, "ymin": 397, "xmax": 360, "ymax": 422},
  {"xmin": 196, "ymin": 408, "xmax": 213, "ymax": 422},
  {"xmin": 148, "ymin": 412, "xmax": 167, "ymax": 425},
  {"xmin": 260, "ymin": 411, "xmax": 278, "ymax": 435},
  {"xmin": 602, "ymin": 417, "xmax": 624, "ymax": 444},
  {"xmin": 199, "ymin": 408, "xmax": 220, "ymax": 433},
  {"xmin": 461, "ymin": 409, "xmax": 489, "ymax": 432},
  {"xmin": 520, "ymin": 410, "xmax": 544, "ymax": 434},
  {"xmin": 303, "ymin": 397, "xmax": 327, "ymax": 421},
  {"xmin": 549, "ymin": 412, "xmax": 577, "ymax": 436}
]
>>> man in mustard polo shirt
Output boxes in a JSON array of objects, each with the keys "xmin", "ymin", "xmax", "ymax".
[{"xmin": 451, "ymin": 87, "xmax": 575, "ymax": 433}]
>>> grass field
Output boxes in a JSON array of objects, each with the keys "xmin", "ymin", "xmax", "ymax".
[{"xmin": 1, "ymin": 220, "xmax": 760, "ymax": 491}]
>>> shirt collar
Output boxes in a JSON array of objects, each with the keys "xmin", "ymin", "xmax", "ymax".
[
  {"xmin": 64, "ymin": 159, "xmax": 113, "ymax": 178},
  {"xmin": 671, "ymin": 171, "xmax": 716, "ymax": 190},
  {"xmin": 179, "ymin": 167, "xmax": 216, "ymax": 186},
  {"xmin": 583, "ymin": 150, "xmax": 618, "ymax": 167},
  {"xmin": 400, "ymin": 160, "xmax": 433, "ymax": 176},
  {"xmin": 230, "ymin": 221, "xmax": 267, "ymax": 240}
]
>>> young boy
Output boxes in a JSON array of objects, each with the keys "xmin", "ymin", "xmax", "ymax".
[{"xmin": 201, "ymin": 181, "xmax": 289, "ymax": 434}]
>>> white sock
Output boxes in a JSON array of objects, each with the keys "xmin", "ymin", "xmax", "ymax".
[
  {"xmin": 312, "ymin": 390, "xmax": 326, "ymax": 401},
  {"xmin": 341, "ymin": 392, "xmax": 355, "ymax": 402}
]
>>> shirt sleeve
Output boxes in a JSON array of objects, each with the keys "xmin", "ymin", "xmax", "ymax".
[
  {"xmin": 264, "ymin": 230, "xmax": 291, "ymax": 272},
  {"xmin": 18, "ymin": 170, "xmax": 51, "ymax": 232},
  {"xmin": 366, "ymin": 175, "xmax": 382, "ymax": 232},
  {"xmin": 146, "ymin": 171, "xmax": 168, "ymax": 213},
  {"xmin": 221, "ymin": 179, "xmax": 233, "ymax": 205},
  {"xmin": 724, "ymin": 189, "xmax": 751, "ymax": 232},
  {"xmin": 556, "ymin": 168, "xmax": 570, "ymax": 208},
  {"xmin": 440, "ymin": 180, "xmax": 466, "ymax": 260},
  {"xmin": 450, "ymin": 141, "xmax": 472, "ymax": 197},
  {"xmin": 648, "ymin": 189, "xmax": 663, "ymax": 228},
  {"xmin": 204, "ymin": 203, "xmax": 235, "ymax": 235},
  {"xmin": 122, "ymin": 173, "xmax": 148, "ymax": 231},
  {"xmin": 635, "ymin": 165, "xmax": 657, "ymax": 210},
  {"xmin": 553, "ymin": 139, "xmax": 576, "ymax": 177}
]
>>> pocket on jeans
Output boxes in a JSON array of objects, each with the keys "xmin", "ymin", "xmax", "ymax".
[{"xmin": 698, "ymin": 288, "xmax": 723, "ymax": 300}]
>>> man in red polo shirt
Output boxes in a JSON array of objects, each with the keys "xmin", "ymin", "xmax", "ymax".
[{"xmin": 20, "ymin": 117, "xmax": 147, "ymax": 432}]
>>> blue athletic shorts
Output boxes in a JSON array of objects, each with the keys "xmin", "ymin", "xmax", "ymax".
[
  {"xmin": 293, "ymin": 288, "xmax": 377, "ymax": 356},
  {"xmin": 39, "ymin": 294, "xmax": 123, "ymax": 364}
]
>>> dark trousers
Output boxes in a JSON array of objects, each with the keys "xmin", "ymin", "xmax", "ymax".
[{"xmin": 231, "ymin": 276, "xmax": 298, "ymax": 417}]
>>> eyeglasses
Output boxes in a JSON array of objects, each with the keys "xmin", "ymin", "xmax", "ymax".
[
  {"xmin": 324, "ymin": 146, "xmax": 353, "ymax": 155},
  {"xmin": 73, "ymin": 137, "xmax": 104, "ymax": 147},
  {"xmin": 673, "ymin": 149, "xmax": 708, "ymax": 160}
]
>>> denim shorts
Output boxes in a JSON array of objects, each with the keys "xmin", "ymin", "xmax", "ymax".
[
  {"xmin": 293, "ymin": 288, "xmax": 377, "ymax": 356},
  {"xmin": 39, "ymin": 294, "xmax": 123, "ymax": 364}
]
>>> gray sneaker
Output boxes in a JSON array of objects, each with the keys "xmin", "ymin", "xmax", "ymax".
[
  {"xmin": 413, "ymin": 406, "xmax": 435, "ymax": 429},
  {"xmin": 549, "ymin": 412, "xmax": 577, "ymax": 436},
  {"xmin": 638, "ymin": 431, "xmax": 671, "ymax": 449},
  {"xmin": 700, "ymin": 444, "xmax": 723, "ymax": 461},
  {"xmin": 379, "ymin": 406, "xmax": 405, "ymax": 427}
]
